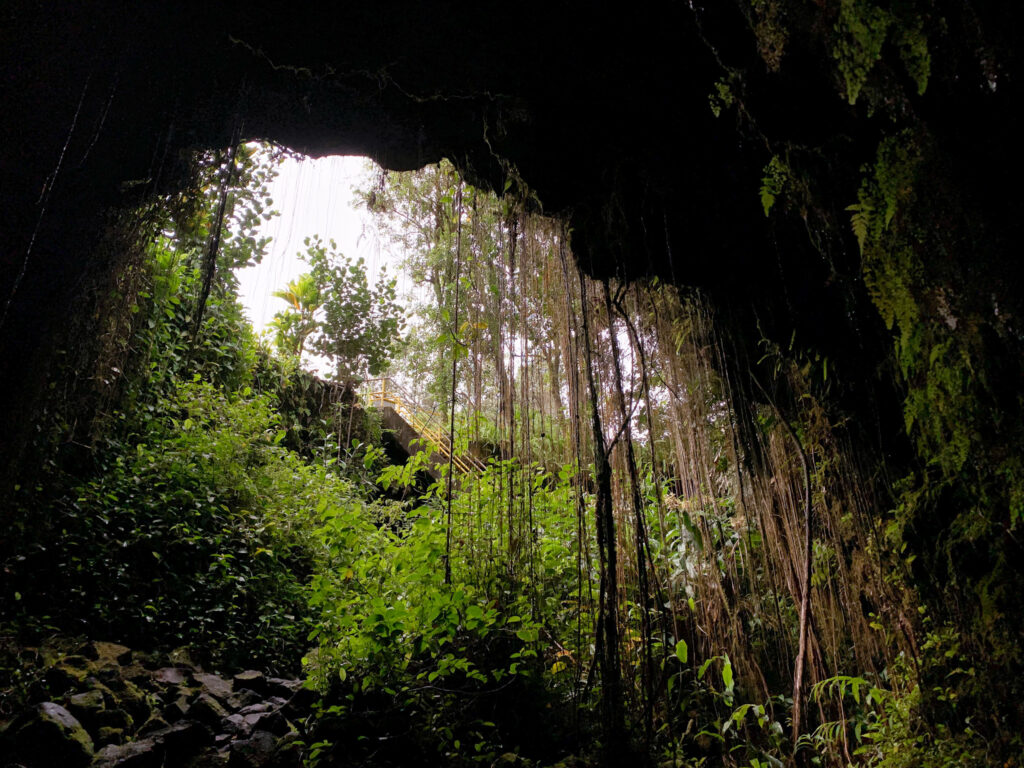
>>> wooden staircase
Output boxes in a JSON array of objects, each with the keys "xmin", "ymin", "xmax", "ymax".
[{"xmin": 360, "ymin": 377, "xmax": 486, "ymax": 477}]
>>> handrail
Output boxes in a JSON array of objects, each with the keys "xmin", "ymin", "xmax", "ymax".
[{"xmin": 360, "ymin": 377, "xmax": 486, "ymax": 474}]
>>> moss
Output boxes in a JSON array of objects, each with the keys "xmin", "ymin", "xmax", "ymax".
[
  {"xmin": 894, "ymin": 14, "xmax": 932, "ymax": 96},
  {"xmin": 847, "ymin": 121, "xmax": 1024, "ymax": 749},
  {"xmin": 832, "ymin": 0, "xmax": 933, "ymax": 105},
  {"xmin": 833, "ymin": 0, "xmax": 894, "ymax": 104}
]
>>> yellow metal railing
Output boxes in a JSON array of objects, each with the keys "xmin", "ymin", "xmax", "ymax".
[{"xmin": 361, "ymin": 377, "xmax": 486, "ymax": 475}]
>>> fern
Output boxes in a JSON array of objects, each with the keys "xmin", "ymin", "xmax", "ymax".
[
  {"xmin": 846, "ymin": 201, "xmax": 873, "ymax": 253},
  {"xmin": 760, "ymin": 155, "xmax": 790, "ymax": 216}
]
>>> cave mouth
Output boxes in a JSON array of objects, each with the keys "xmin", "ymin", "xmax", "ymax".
[{"xmin": 4, "ymin": 4, "xmax": 1024, "ymax": 764}]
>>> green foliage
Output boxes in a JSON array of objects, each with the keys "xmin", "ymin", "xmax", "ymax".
[
  {"xmin": 8, "ymin": 382, "xmax": 348, "ymax": 671},
  {"xmin": 893, "ymin": 15, "xmax": 932, "ymax": 96},
  {"xmin": 759, "ymin": 155, "xmax": 790, "ymax": 216},
  {"xmin": 833, "ymin": 0, "xmax": 931, "ymax": 105},
  {"xmin": 661, "ymin": 648, "xmax": 789, "ymax": 766},
  {"xmin": 302, "ymin": 486, "xmax": 560, "ymax": 763},
  {"xmin": 833, "ymin": 0, "xmax": 893, "ymax": 105},
  {"xmin": 807, "ymin": 658, "xmax": 999, "ymax": 768},
  {"xmin": 847, "ymin": 120, "xmax": 1024, "ymax": 762},
  {"xmin": 134, "ymin": 235, "xmax": 260, "ymax": 397},
  {"xmin": 849, "ymin": 129, "xmax": 978, "ymax": 477},
  {"xmin": 167, "ymin": 142, "xmax": 278, "ymax": 276},
  {"xmin": 269, "ymin": 272, "xmax": 322, "ymax": 357},
  {"xmin": 709, "ymin": 77, "xmax": 737, "ymax": 118},
  {"xmin": 301, "ymin": 235, "xmax": 405, "ymax": 380}
]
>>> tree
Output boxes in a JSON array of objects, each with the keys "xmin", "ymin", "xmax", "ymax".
[
  {"xmin": 269, "ymin": 273, "xmax": 322, "ymax": 357},
  {"xmin": 297, "ymin": 236, "xmax": 405, "ymax": 381}
]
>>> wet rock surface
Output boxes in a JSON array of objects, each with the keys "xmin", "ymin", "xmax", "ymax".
[{"xmin": 0, "ymin": 640, "xmax": 311, "ymax": 768}]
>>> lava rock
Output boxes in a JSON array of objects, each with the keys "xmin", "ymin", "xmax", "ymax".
[
  {"xmin": 232, "ymin": 671, "xmax": 267, "ymax": 695},
  {"xmin": 151, "ymin": 719, "xmax": 214, "ymax": 762},
  {"xmin": 94, "ymin": 707, "xmax": 134, "ymax": 731},
  {"xmin": 137, "ymin": 714, "xmax": 170, "ymax": 736},
  {"xmin": 92, "ymin": 736, "xmax": 165, "ymax": 768},
  {"xmin": 226, "ymin": 688, "xmax": 263, "ymax": 711},
  {"xmin": 154, "ymin": 666, "xmax": 189, "ymax": 686},
  {"xmin": 189, "ymin": 692, "xmax": 229, "ymax": 728},
  {"xmin": 93, "ymin": 642, "xmax": 133, "ymax": 667},
  {"xmin": 44, "ymin": 661, "xmax": 87, "ymax": 690},
  {"xmin": 264, "ymin": 678, "xmax": 302, "ymax": 699},
  {"xmin": 224, "ymin": 713, "xmax": 254, "ymax": 738},
  {"xmin": 194, "ymin": 673, "xmax": 233, "ymax": 701},
  {"xmin": 6, "ymin": 701, "xmax": 95, "ymax": 768},
  {"xmin": 166, "ymin": 647, "xmax": 197, "ymax": 668},
  {"xmin": 67, "ymin": 688, "xmax": 106, "ymax": 728},
  {"xmin": 227, "ymin": 730, "xmax": 278, "ymax": 768},
  {"xmin": 243, "ymin": 709, "xmax": 288, "ymax": 737},
  {"xmin": 76, "ymin": 641, "xmax": 101, "ymax": 661},
  {"xmin": 95, "ymin": 725, "xmax": 126, "ymax": 747},
  {"xmin": 162, "ymin": 695, "xmax": 191, "ymax": 723},
  {"xmin": 99, "ymin": 676, "xmax": 150, "ymax": 723}
]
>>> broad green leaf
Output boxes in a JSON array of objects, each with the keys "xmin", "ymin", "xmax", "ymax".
[{"xmin": 675, "ymin": 639, "xmax": 688, "ymax": 664}]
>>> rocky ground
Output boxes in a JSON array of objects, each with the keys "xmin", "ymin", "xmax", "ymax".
[{"xmin": 0, "ymin": 638, "xmax": 314, "ymax": 767}]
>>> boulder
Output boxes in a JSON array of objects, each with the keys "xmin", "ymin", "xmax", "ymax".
[
  {"xmin": 264, "ymin": 679, "xmax": 302, "ymax": 699},
  {"xmin": 44, "ymin": 661, "xmax": 87, "ymax": 691},
  {"xmin": 93, "ymin": 642, "xmax": 133, "ymax": 667},
  {"xmin": 194, "ymin": 673, "xmax": 233, "ymax": 701},
  {"xmin": 227, "ymin": 730, "xmax": 278, "ymax": 768},
  {"xmin": 226, "ymin": 689, "xmax": 262, "ymax": 711},
  {"xmin": 133, "ymin": 651, "xmax": 160, "ymax": 671},
  {"xmin": 137, "ymin": 714, "xmax": 170, "ymax": 736},
  {"xmin": 167, "ymin": 647, "xmax": 197, "ymax": 669},
  {"xmin": 84, "ymin": 676, "xmax": 118, "ymax": 708},
  {"xmin": 232, "ymin": 671, "xmax": 267, "ymax": 695},
  {"xmin": 162, "ymin": 695, "xmax": 191, "ymax": 723},
  {"xmin": 242, "ymin": 709, "xmax": 288, "ymax": 737},
  {"xmin": 92, "ymin": 737, "xmax": 165, "ymax": 768},
  {"xmin": 101, "ymin": 677, "xmax": 150, "ymax": 723},
  {"xmin": 237, "ymin": 702, "xmax": 273, "ymax": 716},
  {"xmin": 154, "ymin": 667, "xmax": 189, "ymax": 686},
  {"xmin": 76, "ymin": 641, "xmax": 101, "ymax": 661},
  {"xmin": 6, "ymin": 702, "xmax": 94, "ymax": 768},
  {"xmin": 67, "ymin": 688, "xmax": 106, "ymax": 728},
  {"xmin": 61, "ymin": 654, "xmax": 94, "ymax": 673},
  {"xmin": 95, "ymin": 726, "xmax": 126, "ymax": 747},
  {"xmin": 189, "ymin": 693, "xmax": 229, "ymax": 728},
  {"xmin": 94, "ymin": 707, "xmax": 134, "ymax": 731},
  {"xmin": 150, "ymin": 720, "xmax": 214, "ymax": 762},
  {"xmin": 223, "ymin": 713, "xmax": 253, "ymax": 738}
]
